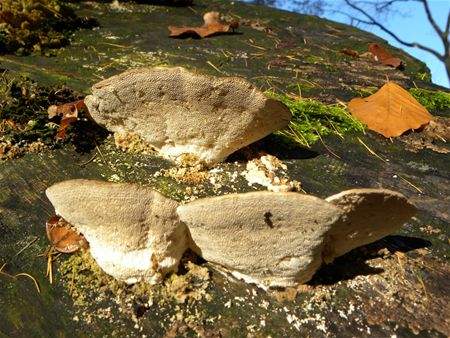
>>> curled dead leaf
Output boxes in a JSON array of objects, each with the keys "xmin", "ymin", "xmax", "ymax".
[
  {"xmin": 348, "ymin": 82, "xmax": 433, "ymax": 138},
  {"xmin": 47, "ymin": 99, "xmax": 89, "ymax": 140},
  {"xmin": 46, "ymin": 214, "xmax": 88, "ymax": 253},
  {"xmin": 168, "ymin": 11, "xmax": 232, "ymax": 38},
  {"xmin": 369, "ymin": 43, "xmax": 402, "ymax": 68}
]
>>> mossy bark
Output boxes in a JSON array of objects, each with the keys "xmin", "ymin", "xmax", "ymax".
[{"xmin": 0, "ymin": 1, "xmax": 449, "ymax": 337}]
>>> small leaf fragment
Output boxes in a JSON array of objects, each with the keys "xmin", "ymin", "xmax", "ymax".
[{"xmin": 348, "ymin": 82, "xmax": 433, "ymax": 138}]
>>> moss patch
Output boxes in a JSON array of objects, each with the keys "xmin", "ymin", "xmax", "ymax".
[
  {"xmin": 409, "ymin": 88, "xmax": 450, "ymax": 115},
  {"xmin": 269, "ymin": 93, "xmax": 365, "ymax": 148},
  {"xmin": 0, "ymin": 0, "xmax": 98, "ymax": 56}
]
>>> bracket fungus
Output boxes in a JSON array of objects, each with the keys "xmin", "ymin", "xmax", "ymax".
[
  {"xmin": 177, "ymin": 191, "xmax": 344, "ymax": 288},
  {"xmin": 323, "ymin": 189, "xmax": 417, "ymax": 263},
  {"xmin": 177, "ymin": 188, "xmax": 415, "ymax": 288},
  {"xmin": 83, "ymin": 67, "xmax": 291, "ymax": 166},
  {"xmin": 46, "ymin": 180, "xmax": 416, "ymax": 290},
  {"xmin": 46, "ymin": 179, "xmax": 189, "ymax": 284}
]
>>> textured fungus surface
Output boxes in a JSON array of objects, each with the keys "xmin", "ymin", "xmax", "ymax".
[
  {"xmin": 323, "ymin": 188, "xmax": 417, "ymax": 262},
  {"xmin": 177, "ymin": 191, "xmax": 342, "ymax": 288},
  {"xmin": 177, "ymin": 189, "xmax": 416, "ymax": 288},
  {"xmin": 84, "ymin": 66, "xmax": 291, "ymax": 166},
  {"xmin": 46, "ymin": 179, "xmax": 189, "ymax": 284}
]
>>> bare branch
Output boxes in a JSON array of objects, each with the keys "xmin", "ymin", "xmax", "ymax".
[
  {"xmin": 344, "ymin": 0, "xmax": 444, "ymax": 61},
  {"xmin": 445, "ymin": 7, "xmax": 450, "ymax": 38},
  {"xmin": 375, "ymin": 0, "xmax": 420, "ymax": 12},
  {"xmin": 420, "ymin": 0, "xmax": 443, "ymax": 36}
]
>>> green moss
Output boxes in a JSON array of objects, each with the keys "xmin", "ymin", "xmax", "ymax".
[
  {"xmin": 269, "ymin": 93, "xmax": 365, "ymax": 148},
  {"xmin": 351, "ymin": 86, "xmax": 378, "ymax": 98},
  {"xmin": 409, "ymin": 88, "xmax": 450, "ymax": 114},
  {"xmin": 287, "ymin": 83, "xmax": 315, "ymax": 95},
  {"xmin": 411, "ymin": 71, "xmax": 432, "ymax": 83},
  {"xmin": 303, "ymin": 55, "xmax": 326, "ymax": 64}
]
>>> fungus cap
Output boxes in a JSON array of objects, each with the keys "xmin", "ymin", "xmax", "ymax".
[
  {"xmin": 46, "ymin": 179, "xmax": 189, "ymax": 284},
  {"xmin": 84, "ymin": 67, "xmax": 291, "ymax": 166}
]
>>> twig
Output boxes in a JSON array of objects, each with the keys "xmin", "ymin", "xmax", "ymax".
[
  {"xmin": 315, "ymin": 128, "xmax": 341, "ymax": 159},
  {"xmin": 244, "ymin": 41, "xmax": 267, "ymax": 50},
  {"xmin": 98, "ymin": 42, "xmax": 130, "ymax": 49},
  {"xmin": 412, "ymin": 267, "xmax": 428, "ymax": 300},
  {"xmin": 15, "ymin": 273, "xmax": 41, "ymax": 294},
  {"xmin": 0, "ymin": 263, "xmax": 41, "ymax": 294},
  {"xmin": 79, "ymin": 152, "xmax": 98, "ymax": 167},
  {"xmin": 206, "ymin": 60, "xmax": 222, "ymax": 73},
  {"xmin": 288, "ymin": 125, "xmax": 310, "ymax": 148},
  {"xmin": 397, "ymin": 175, "xmax": 423, "ymax": 194},
  {"xmin": 13, "ymin": 237, "xmax": 38, "ymax": 258},
  {"xmin": 357, "ymin": 137, "xmax": 387, "ymax": 162},
  {"xmin": 357, "ymin": 137, "xmax": 423, "ymax": 193},
  {"xmin": 187, "ymin": 5, "xmax": 197, "ymax": 13},
  {"xmin": 95, "ymin": 141, "xmax": 107, "ymax": 166}
]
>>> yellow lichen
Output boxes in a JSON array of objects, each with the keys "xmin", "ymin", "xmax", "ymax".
[{"xmin": 114, "ymin": 131, "xmax": 157, "ymax": 154}]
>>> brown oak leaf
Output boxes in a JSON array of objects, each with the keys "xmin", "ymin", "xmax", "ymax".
[
  {"xmin": 348, "ymin": 82, "xmax": 433, "ymax": 138},
  {"xmin": 46, "ymin": 214, "xmax": 88, "ymax": 253},
  {"xmin": 369, "ymin": 43, "xmax": 402, "ymax": 68},
  {"xmin": 48, "ymin": 99, "xmax": 89, "ymax": 139},
  {"xmin": 168, "ymin": 11, "xmax": 234, "ymax": 38}
]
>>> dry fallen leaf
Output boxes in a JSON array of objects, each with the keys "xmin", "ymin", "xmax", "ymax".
[
  {"xmin": 348, "ymin": 82, "xmax": 433, "ymax": 138},
  {"xmin": 369, "ymin": 43, "xmax": 402, "ymax": 68},
  {"xmin": 47, "ymin": 99, "xmax": 89, "ymax": 139},
  {"xmin": 46, "ymin": 214, "xmax": 87, "ymax": 253},
  {"xmin": 168, "ymin": 11, "xmax": 234, "ymax": 38}
]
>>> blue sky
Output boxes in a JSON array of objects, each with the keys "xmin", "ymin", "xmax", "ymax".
[
  {"xmin": 329, "ymin": 0, "xmax": 450, "ymax": 89},
  {"xmin": 240, "ymin": 0, "xmax": 450, "ymax": 88}
]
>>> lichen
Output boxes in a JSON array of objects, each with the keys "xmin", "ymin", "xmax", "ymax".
[
  {"xmin": 114, "ymin": 131, "xmax": 157, "ymax": 154},
  {"xmin": 59, "ymin": 248, "xmax": 211, "ymax": 310},
  {"xmin": 163, "ymin": 261, "xmax": 211, "ymax": 304},
  {"xmin": 268, "ymin": 93, "xmax": 365, "ymax": 148}
]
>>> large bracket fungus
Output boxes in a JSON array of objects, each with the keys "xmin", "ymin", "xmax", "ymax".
[
  {"xmin": 177, "ymin": 191, "xmax": 344, "ymax": 288},
  {"xmin": 46, "ymin": 180, "xmax": 416, "ymax": 289},
  {"xmin": 83, "ymin": 67, "xmax": 292, "ymax": 166},
  {"xmin": 46, "ymin": 179, "xmax": 188, "ymax": 284}
]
